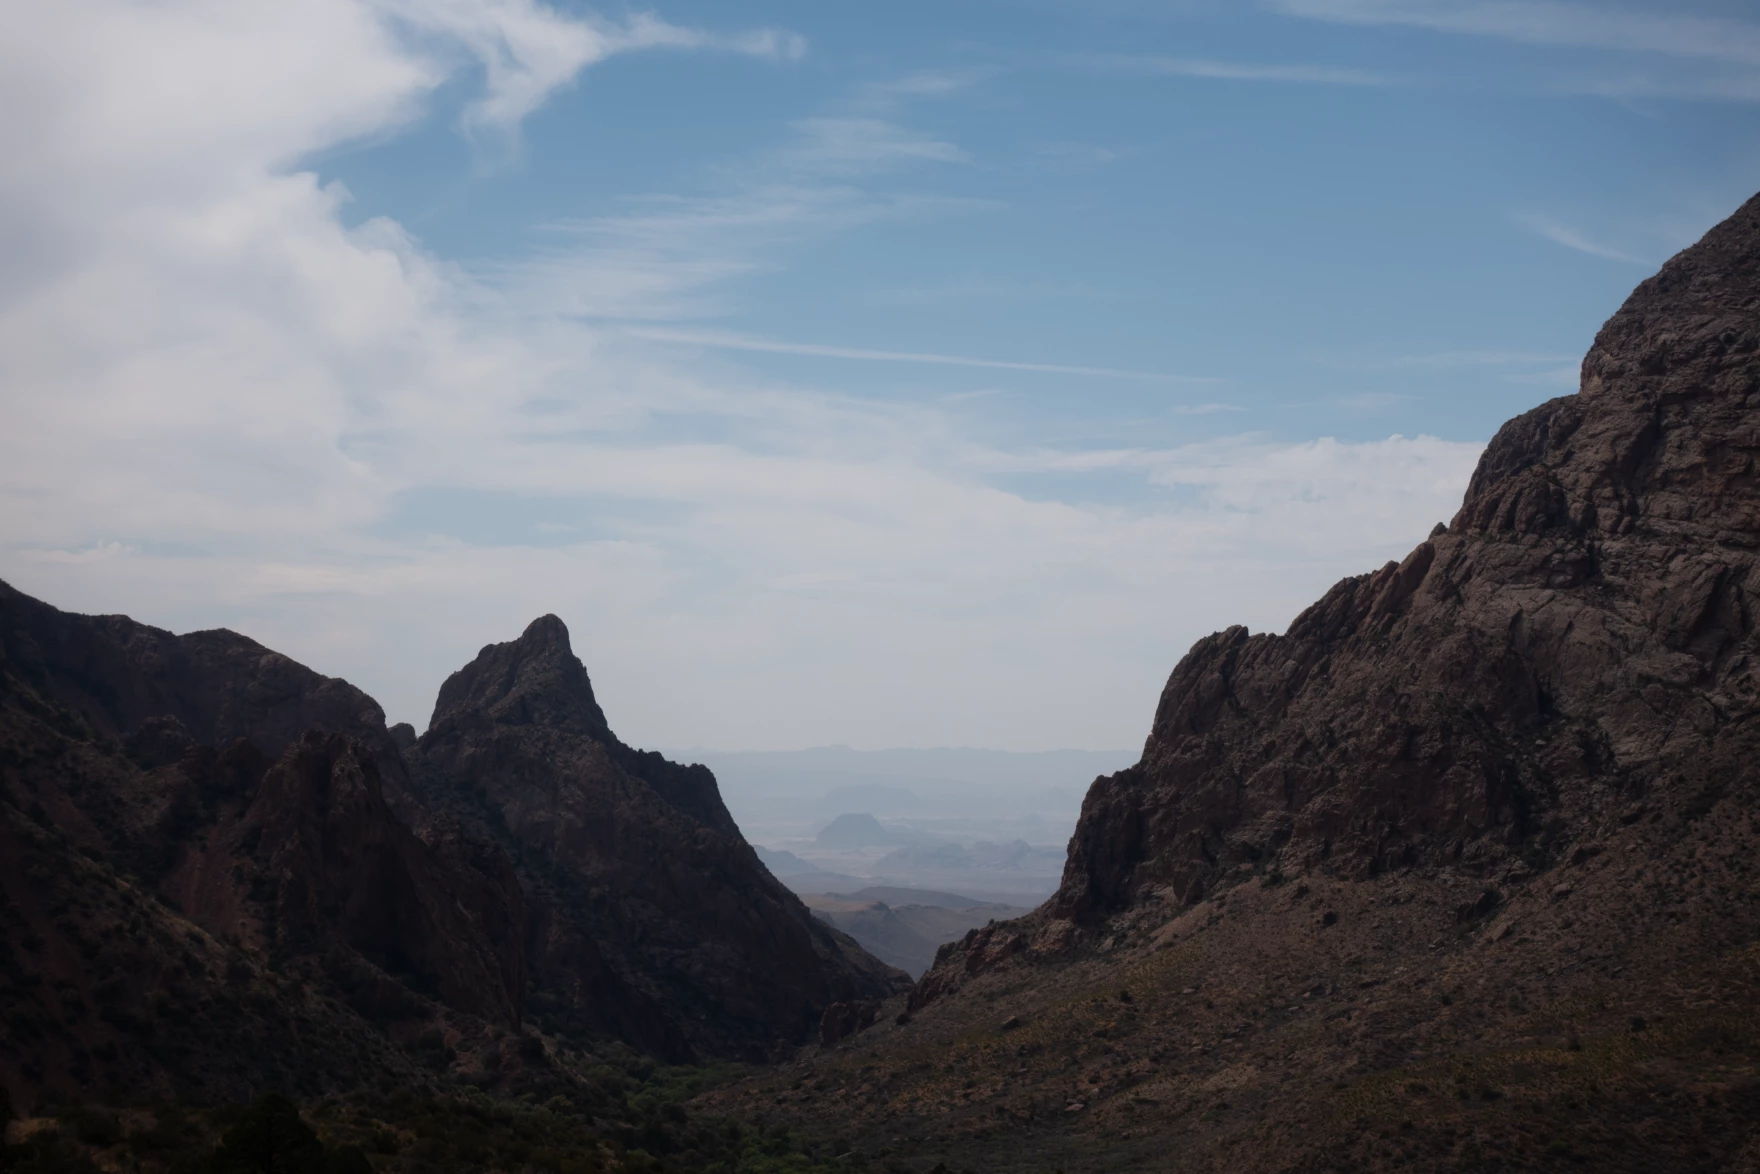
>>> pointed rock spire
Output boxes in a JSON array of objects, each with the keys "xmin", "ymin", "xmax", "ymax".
[{"xmin": 428, "ymin": 614, "xmax": 610, "ymax": 736}]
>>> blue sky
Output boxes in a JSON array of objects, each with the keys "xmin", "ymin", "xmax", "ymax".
[
  {"xmin": 323, "ymin": 0, "xmax": 1759, "ymax": 450},
  {"xmin": 3, "ymin": 0, "xmax": 1759, "ymax": 751}
]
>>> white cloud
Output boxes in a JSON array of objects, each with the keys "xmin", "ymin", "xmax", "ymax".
[
  {"xmin": 784, "ymin": 118, "xmax": 970, "ymax": 173},
  {"xmin": 379, "ymin": 3, "xmax": 805, "ymax": 139},
  {"xmin": 1519, "ymin": 215, "xmax": 1652, "ymax": 264},
  {"xmin": 0, "ymin": 0, "xmax": 1489, "ymax": 752}
]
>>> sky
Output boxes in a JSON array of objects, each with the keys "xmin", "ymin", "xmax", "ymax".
[{"xmin": 3, "ymin": 0, "xmax": 1759, "ymax": 753}]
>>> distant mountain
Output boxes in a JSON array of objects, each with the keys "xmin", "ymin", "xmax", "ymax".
[
  {"xmin": 814, "ymin": 812, "xmax": 909, "ymax": 849},
  {"xmin": 688, "ymin": 745, "xmax": 1132, "ymax": 849},
  {"xmin": 752, "ymin": 845, "xmax": 824, "ymax": 877},
  {"xmin": 873, "ymin": 838, "xmax": 1064, "ymax": 876},
  {"xmin": 686, "ymin": 746, "xmax": 1137, "ymax": 797},
  {"xmin": 799, "ymin": 894, "xmax": 1030, "ymax": 977},
  {"xmin": 833, "ymin": 886, "xmax": 998, "ymax": 909}
]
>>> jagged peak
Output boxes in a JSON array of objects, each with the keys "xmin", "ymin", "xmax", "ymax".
[
  {"xmin": 427, "ymin": 614, "xmax": 610, "ymax": 736},
  {"xmin": 518, "ymin": 613, "xmax": 571, "ymax": 649}
]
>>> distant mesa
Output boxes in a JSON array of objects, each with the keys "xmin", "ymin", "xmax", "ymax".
[
  {"xmin": 799, "ymin": 890, "xmax": 1033, "ymax": 977},
  {"xmin": 814, "ymin": 811, "xmax": 909, "ymax": 849},
  {"xmin": 832, "ymin": 885, "xmax": 996, "ymax": 910}
]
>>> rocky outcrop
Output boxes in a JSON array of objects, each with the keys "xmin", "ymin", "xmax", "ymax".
[
  {"xmin": 222, "ymin": 732, "xmax": 523, "ymax": 1024},
  {"xmin": 1051, "ymin": 190, "xmax": 1760, "ymax": 923},
  {"xmin": 0, "ymin": 636, "xmax": 429, "ymax": 1107},
  {"xmin": 409, "ymin": 616, "xmax": 910, "ymax": 1060}
]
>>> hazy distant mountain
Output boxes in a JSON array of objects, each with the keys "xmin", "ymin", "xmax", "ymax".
[
  {"xmin": 684, "ymin": 745, "xmax": 1133, "ymax": 904},
  {"xmin": 814, "ymin": 812, "xmax": 910, "ymax": 849},
  {"xmin": 752, "ymin": 845, "xmax": 823, "ymax": 876},
  {"xmin": 688, "ymin": 746, "xmax": 1133, "ymax": 828},
  {"xmin": 797, "ymin": 889, "xmax": 1032, "ymax": 977}
]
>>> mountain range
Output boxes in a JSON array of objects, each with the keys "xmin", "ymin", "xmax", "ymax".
[
  {"xmin": 6, "ymin": 190, "xmax": 1760, "ymax": 1173},
  {"xmin": 0, "ymin": 594, "xmax": 904, "ymax": 1109}
]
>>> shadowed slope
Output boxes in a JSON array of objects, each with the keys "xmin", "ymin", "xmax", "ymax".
[{"xmin": 411, "ymin": 616, "xmax": 910, "ymax": 1061}]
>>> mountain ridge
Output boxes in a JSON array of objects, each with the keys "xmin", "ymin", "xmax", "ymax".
[{"xmin": 0, "ymin": 583, "xmax": 905, "ymax": 1109}]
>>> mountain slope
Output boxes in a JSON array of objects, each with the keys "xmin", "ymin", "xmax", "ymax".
[
  {"xmin": 0, "ymin": 590, "xmax": 443, "ymax": 1106},
  {"xmin": 408, "ymin": 616, "xmax": 909, "ymax": 1061},
  {"xmin": 705, "ymin": 192, "xmax": 1760, "ymax": 1172}
]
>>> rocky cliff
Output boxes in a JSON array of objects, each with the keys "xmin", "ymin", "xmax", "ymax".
[
  {"xmin": 1054, "ymin": 187, "xmax": 1760, "ymax": 923},
  {"xmin": 709, "ymin": 192, "xmax": 1760, "ymax": 1174},
  {"xmin": 408, "ymin": 616, "xmax": 909, "ymax": 1061}
]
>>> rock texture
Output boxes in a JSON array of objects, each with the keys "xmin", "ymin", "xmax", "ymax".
[
  {"xmin": 709, "ymin": 193, "xmax": 1760, "ymax": 1173},
  {"xmin": 0, "ymin": 594, "xmax": 432, "ymax": 1106},
  {"xmin": 1052, "ymin": 188, "xmax": 1760, "ymax": 922},
  {"xmin": 0, "ymin": 584, "xmax": 904, "ymax": 1110},
  {"xmin": 0, "ymin": 582, "xmax": 409, "ymax": 796},
  {"xmin": 408, "ymin": 616, "xmax": 909, "ymax": 1061}
]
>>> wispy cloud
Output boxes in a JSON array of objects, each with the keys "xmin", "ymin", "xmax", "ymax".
[
  {"xmin": 1269, "ymin": 0, "xmax": 1760, "ymax": 99},
  {"xmin": 854, "ymin": 69, "xmax": 991, "ymax": 107},
  {"xmin": 1269, "ymin": 0, "xmax": 1760, "ymax": 65},
  {"xmin": 1080, "ymin": 53, "xmax": 1400, "ymax": 86},
  {"xmin": 1519, "ymin": 215, "xmax": 1651, "ymax": 264},
  {"xmin": 503, "ymin": 105, "xmax": 983, "ymax": 321},
  {"xmin": 617, "ymin": 327, "xmax": 1216, "ymax": 382},
  {"xmin": 1173, "ymin": 402, "xmax": 1249, "ymax": 415},
  {"xmin": 783, "ymin": 118, "xmax": 970, "ymax": 174},
  {"xmin": 867, "ymin": 276, "xmax": 1102, "ymax": 305},
  {"xmin": 1030, "ymin": 141, "xmax": 1142, "ymax": 170},
  {"xmin": 377, "ymin": 4, "xmax": 807, "ymax": 140},
  {"xmin": 1311, "ymin": 349, "xmax": 1579, "ymax": 371}
]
